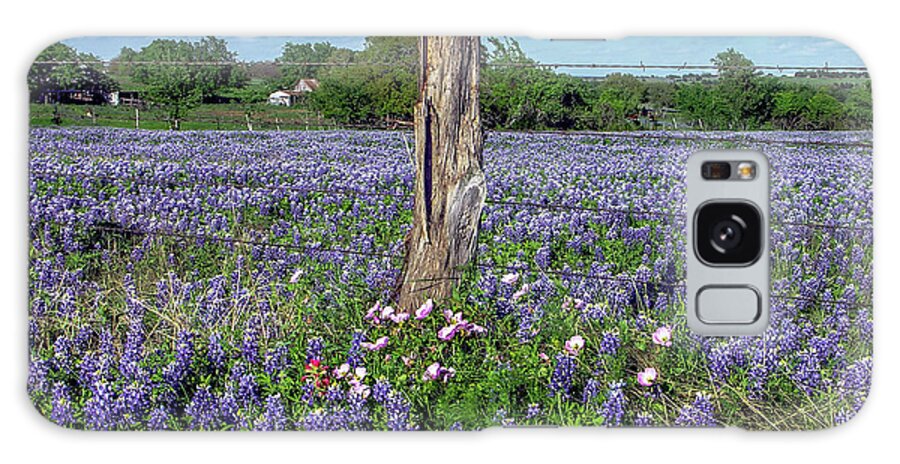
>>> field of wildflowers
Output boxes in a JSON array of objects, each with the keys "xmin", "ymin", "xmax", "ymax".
[{"xmin": 28, "ymin": 127, "xmax": 872, "ymax": 430}]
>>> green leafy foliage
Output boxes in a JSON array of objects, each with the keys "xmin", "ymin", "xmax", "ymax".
[
  {"xmin": 29, "ymin": 43, "xmax": 118, "ymax": 102},
  {"xmin": 119, "ymin": 37, "xmax": 245, "ymax": 129},
  {"xmin": 32, "ymin": 38, "xmax": 873, "ymax": 132}
]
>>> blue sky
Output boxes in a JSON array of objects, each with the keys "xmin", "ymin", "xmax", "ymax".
[{"xmin": 62, "ymin": 36, "xmax": 865, "ymax": 77}]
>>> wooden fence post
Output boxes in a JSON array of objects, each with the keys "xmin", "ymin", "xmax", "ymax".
[{"xmin": 395, "ymin": 36, "xmax": 485, "ymax": 312}]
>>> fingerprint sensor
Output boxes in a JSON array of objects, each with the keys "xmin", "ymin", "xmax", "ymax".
[{"xmin": 696, "ymin": 286, "xmax": 761, "ymax": 324}]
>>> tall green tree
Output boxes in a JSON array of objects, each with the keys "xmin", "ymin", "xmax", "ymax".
[
  {"xmin": 358, "ymin": 36, "xmax": 418, "ymax": 72},
  {"xmin": 119, "ymin": 37, "xmax": 244, "ymax": 129},
  {"xmin": 712, "ymin": 48, "xmax": 756, "ymax": 80},
  {"xmin": 28, "ymin": 43, "xmax": 117, "ymax": 103},
  {"xmin": 276, "ymin": 41, "xmax": 354, "ymax": 85},
  {"xmin": 481, "ymin": 37, "xmax": 586, "ymax": 129},
  {"xmin": 310, "ymin": 37, "xmax": 417, "ymax": 123},
  {"xmin": 844, "ymin": 81, "xmax": 873, "ymax": 129},
  {"xmin": 710, "ymin": 49, "xmax": 775, "ymax": 129},
  {"xmin": 804, "ymin": 91, "xmax": 845, "ymax": 130}
]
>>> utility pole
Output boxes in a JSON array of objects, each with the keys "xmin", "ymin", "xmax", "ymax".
[{"xmin": 395, "ymin": 36, "xmax": 486, "ymax": 312}]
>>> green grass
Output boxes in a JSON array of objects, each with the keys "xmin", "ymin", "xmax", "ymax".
[{"xmin": 30, "ymin": 103, "xmax": 336, "ymax": 131}]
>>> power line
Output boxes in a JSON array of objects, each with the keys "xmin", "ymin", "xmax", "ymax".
[
  {"xmin": 30, "ymin": 60, "xmax": 869, "ymax": 74},
  {"xmin": 487, "ymin": 62, "xmax": 867, "ymax": 72}
]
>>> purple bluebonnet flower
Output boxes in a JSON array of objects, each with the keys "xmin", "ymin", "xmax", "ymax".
[
  {"xmin": 83, "ymin": 380, "xmax": 121, "ymax": 430},
  {"xmin": 548, "ymin": 354, "xmax": 576, "ymax": 398},
  {"xmin": 600, "ymin": 381, "xmax": 626, "ymax": 427},
  {"xmin": 148, "ymin": 406, "xmax": 169, "ymax": 430},
  {"xmin": 264, "ymin": 344, "xmax": 290, "ymax": 380},
  {"xmin": 53, "ymin": 336, "xmax": 73, "ymax": 374},
  {"xmin": 207, "ymin": 333, "xmax": 225, "ymax": 371},
  {"xmin": 241, "ymin": 317, "xmax": 261, "ymax": 365},
  {"xmin": 218, "ymin": 392, "xmax": 244, "ymax": 429},
  {"xmin": 675, "ymin": 394, "xmax": 718, "ymax": 427},
  {"xmin": 493, "ymin": 408, "xmax": 515, "ymax": 426},
  {"xmin": 791, "ymin": 352, "xmax": 822, "ymax": 395},
  {"xmin": 324, "ymin": 385, "xmax": 345, "ymax": 404},
  {"xmin": 50, "ymin": 382, "xmax": 75, "ymax": 427},
  {"xmin": 347, "ymin": 331, "xmax": 364, "ymax": 367},
  {"xmin": 300, "ymin": 382, "xmax": 316, "ymax": 408},
  {"xmin": 306, "ymin": 337, "xmax": 324, "ymax": 362},
  {"xmin": 582, "ymin": 378, "xmax": 601, "ymax": 404},
  {"xmin": 74, "ymin": 325, "xmax": 92, "ymax": 352},
  {"xmin": 598, "ymin": 331, "xmax": 620, "ymax": 356},
  {"xmin": 372, "ymin": 379, "xmax": 392, "ymax": 403},
  {"xmin": 525, "ymin": 403, "xmax": 542, "ymax": 420},
  {"xmin": 255, "ymin": 395, "xmax": 287, "ymax": 431},
  {"xmin": 185, "ymin": 386, "xmax": 219, "ymax": 430},
  {"xmin": 163, "ymin": 330, "xmax": 194, "ymax": 388},
  {"xmin": 28, "ymin": 359, "xmax": 50, "ymax": 395},
  {"xmin": 236, "ymin": 371, "xmax": 260, "ymax": 408},
  {"xmin": 384, "ymin": 391, "xmax": 417, "ymax": 431},
  {"xmin": 119, "ymin": 379, "xmax": 151, "ymax": 427},
  {"xmin": 343, "ymin": 392, "xmax": 372, "ymax": 429},
  {"xmin": 535, "ymin": 245, "xmax": 551, "ymax": 269},
  {"xmin": 635, "ymin": 413, "xmax": 653, "ymax": 427},
  {"xmin": 835, "ymin": 357, "xmax": 872, "ymax": 425}
]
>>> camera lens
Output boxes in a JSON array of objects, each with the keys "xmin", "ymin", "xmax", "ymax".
[
  {"xmin": 710, "ymin": 218, "xmax": 743, "ymax": 251},
  {"xmin": 695, "ymin": 202, "xmax": 762, "ymax": 265}
]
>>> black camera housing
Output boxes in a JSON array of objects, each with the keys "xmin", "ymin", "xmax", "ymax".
[{"xmin": 694, "ymin": 201, "xmax": 762, "ymax": 266}]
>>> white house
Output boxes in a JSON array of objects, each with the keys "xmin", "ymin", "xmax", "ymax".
[
  {"xmin": 267, "ymin": 90, "xmax": 296, "ymax": 106},
  {"xmin": 267, "ymin": 79, "xmax": 320, "ymax": 106}
]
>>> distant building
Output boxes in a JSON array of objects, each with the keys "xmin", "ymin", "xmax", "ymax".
[
  {"xmin": 268, "ymin": 79, "xmax": 319, "ymax": 106},
  {"xmin": 267, "ymin": 90, "xmax": 298, "ymax": 106},
  {"xmin": 40, "ymin": 89, "xmax": 108, "ymax": 105},
  {"xmin": 292, "ymin": 78, "xmax": 319, "ymax": 92},
  {"xmin": 108, "ymin": 91, "xmax": 144, "ymax": 107}
]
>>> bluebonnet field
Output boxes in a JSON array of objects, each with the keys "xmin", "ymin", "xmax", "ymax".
[{"xmin": 28, "ymin": 127, "xmax": 872, "ymax": 430}]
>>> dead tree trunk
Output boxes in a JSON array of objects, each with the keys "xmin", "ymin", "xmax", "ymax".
[{"xmin": 395, "ymin": 36, "xmax": 485, "ymax": 312}]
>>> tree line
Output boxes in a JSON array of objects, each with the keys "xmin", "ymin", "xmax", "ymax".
[{"xmin": 29, "ymin": 37, "xmax": 872, "ymax": 131}]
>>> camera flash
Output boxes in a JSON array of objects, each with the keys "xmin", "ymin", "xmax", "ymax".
[{"xmin": 737, "ymin": 162, "xmax": 756, "ymax": 180}]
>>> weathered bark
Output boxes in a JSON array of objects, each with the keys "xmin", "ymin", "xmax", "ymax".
[{"xmin": 395, "ymin": 36, "xmax": 485, "ymax": 312}]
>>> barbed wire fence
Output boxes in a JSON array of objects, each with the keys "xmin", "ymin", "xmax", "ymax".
[
  {"xmin": 29, "ymin": 169, "xmax": 874, "ymax": 232},
  {"xmin": 29, "ymin": 218, "xmax": 873, "ymax": 311},
  {"xmin": 30, "ymin": 59, "xmax": 870, "ymax": 72},
  {"xmin": 30, "ymin": 155, "xmax": 874, "ymax": 314},
  {"xmin": 29, "ymin": 59, "xmax": 871, "ymax": 132},
  {"xmin": 29, "ymin": 58, "xmax": 873, "ymax": 312}
]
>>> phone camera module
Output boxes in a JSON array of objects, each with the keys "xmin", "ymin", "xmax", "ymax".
[{"xmin": 695, "ymin": 202, "xmax": 762, "ymax": 265}]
